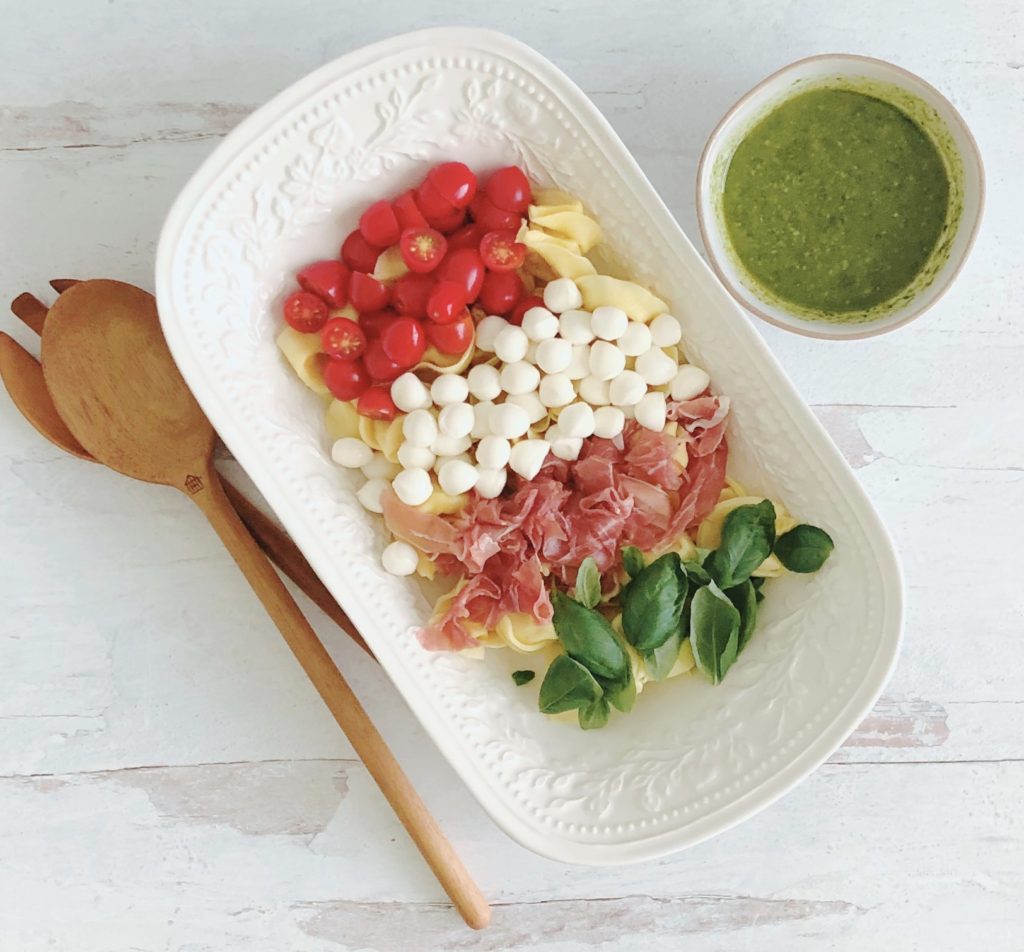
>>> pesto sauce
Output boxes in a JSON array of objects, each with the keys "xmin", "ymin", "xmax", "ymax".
[{"xmin": 722, "ymin": 88, "xmax": 950, "ymax": 317}]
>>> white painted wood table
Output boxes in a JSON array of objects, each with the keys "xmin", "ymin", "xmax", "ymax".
[{"xmin": 2, "ymin": 2, "xmax": 1022, "ymax": 949}]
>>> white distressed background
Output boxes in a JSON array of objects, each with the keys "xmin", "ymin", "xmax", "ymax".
[{"xmin": 1, "ymin": 2, "xmax": 1022, "ymax": 949}]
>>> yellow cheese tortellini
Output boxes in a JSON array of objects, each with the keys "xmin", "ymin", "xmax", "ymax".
[
  {"xmin": 575, "ymin": 275, "xmax": 668, "ymax": 323},
  {"xmin": 324, "ymin": 398, "xmax": 362, "ymax": 440},
  {"xmin": 373, "ymin": 245, "xmax": 409, "ymax": 283},
  {"xmin": 520, "ymin": 227, "xmax": 596, "ymax": 281},
  {"xmin": 528, "ymin": 206, "xmax": 602, "ymax": 254},
  {"xmin": 277, "ymin": 327, "xmax": 329, "ymax": 397},
  {"xmin": 417, "ymin": 488, "xmax": 469, "ymax": 515},
  {"xmin": 478, "ymin": 613, "xmax": 558, "ymax": 653},
  {"xmin": 358, "ymin": 415, "xmax": 405, "ymax": 462}
]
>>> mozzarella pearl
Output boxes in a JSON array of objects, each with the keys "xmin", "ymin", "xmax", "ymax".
[
  {"xmin": 331, "ymin": 437, "xmax": 374, "ymax": 469},
  {"xmin": 565, "ymin": 344, "xmax": 591, "ymax": 380},
  {"xmin": 635, "ymin": 391, "xmax": 667, "ymax": 432},
  {"xmin": 475, "ymin": 315, "xmax": 508, "ymax": 353},
  {"xmin": 558, "ymin": 402, "xmax": 596, "ymax": 439},
  {"xmin": 506, "ymin": 391, "xmax": 547, "ymax": 424},
  {"xmin": 500, "ymin": 360, "xmax": 540, "ymax": 395},
  {"xmin": 509, "ymin": 439, "xmax": 551, "ymax": 481},
  {"xmin": 591, "ymin": 305, "xmax": 629, "ymax": 341},
  {"xmin": 438, "ymin": 458, "xmax": 479, "ymax": 496},
  {"xmin": 471, "ymin": 401, "xmax": 495, "ymax": 439},
  {"xmin": 522, "ymin": 306, "xmax": 560, "ymax": 341},
  {"xmin": 397, "ymin": 443, "xmax": 436, "ymax": 470},
  {"xmin": 539, "ymin": 373, "xmax": 576, "ymax": 408},
  {"xmin": 635, "ymin": 347, "xmax": 678, "ymax": 386},
  {"xmin": 431, "ymin": 433, "xmax": 472, "ymax": 457},
  {"xmin": 382, "ymin": 540, "xmax": 419, "ymax": 576},
  {"xmin": 525, "ymin": 340, "xmax": 539, "ymax": 364},
  {"xmin": 535, "ymin": 337, "xmax": 573, "ymax": 374},
  {"xmin": 621, "ymin": 404, "xmax": 636, "ymax": 420},
  {"xmin": 434, "ymin": 452, "xmax": 470, "ymax": 474},
  {"xmin": 475, "ymin": 467, "xmax": 508, "ymax": 499},
  {"xmin": 356, "ymin": 477, "xmax": 389, "ymax": 513},
  {"xmin": 609, "ymin": 369, "xmax": 647, "ymax": 407},
  {"xmin": 430, "ymin": 374, "xmax": 469, "ymax": 407},
  {"xmin": 670, "ymin": 364, "xmax": 711, "ymax": 401},
  {"xmin": 558, "ymin": 309, "xmax": 595, "ymax": 344},
  {"xmin": 588, "ymin": 340, "xmax": 626, "ymax": 380},
  {"xmin": 475, "ymin": 435, "xmax": 512, "ymax": 469},
  {"xmin": 467, "ymin": 363, "xmax": 501, "ymax": 401},
  {"xmin": 618, "ymin": 321, "xmax": 652, "ymax": 357},
  {"xmin": 650, "ymin": 312, "xmax": 683, "ymax": 347},
  {"xmin": 494, "ymin": 325, "xmax": 529, "ymax": 363},
  {"xmin": 390, "ymin": 372, "xmax": 431, "ymax": 412},
  {"xmin": 361, "ymin": 454, "xmax": 401, "ymax": 481},
  {"xmin": 438, "ymin": 402, "xmax": 474, "ymax": 439},
  {"xmin": 543, "ymin": 276, "xmax": 583, "ymax": 313},
  {"xmin": 593, "ymin": 405, "xmax": 626, "ymax": 439},
  {"xmin": 489, "ymin": 402, "xmax": 532, "ymax": 439},
  {"xmin": 402, "ymin": 408, "xmax": 438, "ymax": 447},
  {"xmin": 577, "ymin": 374, "xmax": 611, "ymax": 406},
  {"xmin": 392, "ymin": 467, "xmax": 433, "ymax": 506},
  {"xmin": 546, "ymin": 425, "xmax": 583, "ymax": 461}
]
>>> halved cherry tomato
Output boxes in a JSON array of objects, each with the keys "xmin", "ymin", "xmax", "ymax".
[
  {"xmin": 424, "ymin": 201, "xmax": 466, "ymax": 234},
  {"xmin": 399, "ymin": 227, "xmax": 447, "ymax": 274},
  {"xmin": 297, "ymin": 260, "xmax": 350, "ymax": 307},
  {"xmin": 478, "ymin": 270, "xmax": 524, "ymax": 316},
  {"xmin": 447, "ymin": 222, "xmax": 485, "ymax": 251},
  {"xmin": 426, "ymin": 312, "xmax": 474, "ymax": 355},
  {"xmin": 509, "ymin": 293, "xmax": 544, "ymax": 326},
  {"xmin": 348, "ymin": 272, "xmax": 390, "ymax": 312},
  {"xmin": 426, "ymin": 162, "xmax": 477, "ymax": 208},
  {"xmin": 479, "ymin": 230, "xmax": 526, "ymax": 272},
  {"xmin": 426, "ymin": 280, "xmax": 469, "ymax": 325},
  {"xmin": 381, "ymin": 316, "xmax": 426, "ymax": 367},
  {"xmin": 357, "ymin": 385, "xmax": 399, "ymax": 420},
  {"xmin": 391, "ymin": 273, "xmax": 435, "ymax": 319},
  {"xmin": 484, "ymin": 166, "xmax": 532, "ymax": 212},
  {"xmin": 341, "ymin": 230, "xmax": 381, "ymax": 273},
  {"xmin": 438, "ymin": 248, "xmax": 485, "ymax": 300},
  {"xmin": 323, "ymin": 357, "xmax": 368, "ymax": 401},
  {"xmin": 358, "ymin": 309, "xmax": 398, "ymax": 339},
  {"xmin": 363, "ymin": 339, "xmax": 406, "ymax": 382},
  {"xmin": 283, "ymin": 290, "xmax": 328, "ymax": 333},
  {"xmin": 469, "ymin": 193, "xmax": 523, "ymax": 231},
  {"xmin": 415, "ymin": 178, "xmax": 456, "ymax": 219},
  {"xmin": 321, "ymin": 318, "xmax": 366, "ymax": 359},
  {"xmin": 359, "ymin": 200, "xmax": 401, "ymax": 248},
  {"xmin": 393, "ymin": 189, "xmax": 429, "ymax": 231}
]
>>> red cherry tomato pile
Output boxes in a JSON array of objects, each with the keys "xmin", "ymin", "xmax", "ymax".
[{"xmin": 280, "ymin": 163, "xmax": 533, "ymax": 420}]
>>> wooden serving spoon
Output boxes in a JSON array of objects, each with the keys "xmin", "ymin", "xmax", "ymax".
[{"xmin": 39, "ymin": 279, "xmax": 491, "ymax": 931}]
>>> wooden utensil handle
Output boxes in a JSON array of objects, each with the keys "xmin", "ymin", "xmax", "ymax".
[{"xmin": 188, "ymin": 464, "xmax": 490, "ymax": 930}]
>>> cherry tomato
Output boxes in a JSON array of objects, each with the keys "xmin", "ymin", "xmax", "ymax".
[
  {"xmin": 358, "ymin": 309, "xmax": 397, "ymax": 339},
  {"xmin": 509, "ymin": 293, "xmax": 544, "ymax": 326},
  {"xmin": 426, "ymin": 162, "xmax": 477, "ymax": 208},
  {"xmin": 282, "ymin": 290, "xmax": 328, "ymax": 333},
  {"xmin": 297, "ymin": 260, "xmax": 350, "ymax": 307},
  {"xmin": 484, "ymin": 166, "xmax": 532, "ymax": 212},
  {"xmin": 363, "ymin": 339, "xmax": 406, "ymax": 382},
  {"xmin": 321, "ymin": 317, "xmax": 366, "ymax": 359},
  {"xmin": 348, "ymin": 271, "xmax": 390, "ymax": 312},
  {"xmin": 469, "ymin": 193, "xmax": 523, "ymax": 231},
  {"xmin": 393, "ymin": 189, "xmax": 428, "ymax": 230},
  {"xmin": 341, "ymin": 230, "xmax": 381, "ymax": 273},
  {"xmin": 359, "ymin": 199, "xmax": 401, "ymax": 248},
  {"xmin": 391, "ymin": 273, "xmax": 435, "ymax": 319},
  {"xmin": 415, "ymin": 178, "xmax": 456, "ymax": 219},
  {"xmin": 479, "ymin": 230, "xmax": 526, "ymax": 272},
  {"xmin": 478, "ymin": 270, "xmax": 524, "ymax": 316},
  {"xmin": 447, "ymin": 223, "xmax": 485, "ymax": 251},
  {"xmin": 381, "ymin": 316, "xmax": 426, "ymax": 367},
  {"xmin": 399, "ymin": 227, "xmax": 447, "ymax": 274},
  {"xmin": 357, "ymin": 385, "xmax": 399, "ymax": 420},
  {"xmin": 430, "ymin": 203, "xmax": 467, "ymax": 234},
  {"xmin": 426, "ymin": 312, "xmax": 474, "ymax": 355},
  {"xmin": 323, "ymin": 357, "xmax": 368, "ymax": 401},
  {"xmin": 426, "ymin": 280, "xmax": 469, "ymax": 325},
  {"xmin": 438, "ymin": 248, "xmax": 485, "ymax": 300}
]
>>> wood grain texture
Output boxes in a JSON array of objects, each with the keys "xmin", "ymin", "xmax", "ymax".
[{"xmin": 1, "ymin": 0, "xmax": 1022, "ymax": 948}]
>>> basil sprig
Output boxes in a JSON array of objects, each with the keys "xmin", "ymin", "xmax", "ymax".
[
  {"xmin": 621, "ymin": 546, "xmax": 646, "ymax": 579},
  {"xmin": 579, "ymin": 697, "xmax": 610, "ymax": 730},
  {"xmin": 705, "ymin": 500, "xmax": 776, "ymax": 589},
  {"xmin": 511, "ymin": 669, "xmax": 535, "ymax": 687},
  {"xmin": 538, "ymin": 655, "xmax": 602, "ymax": 713},
  {"xmin": 551, "ymin": 588, "xmax": 630, "ymax": 682},
  {"xmin": 690, "ymin": 581, "xmax": 740, "ymax": 684},
  {"xmin": 725, "ymin": 579, "xmax": 758, "ymax": 652},
  {"xmin": 574, "ymin": 556, "xmax": 601, "ymax": 609},
  {"xmin": 775, "ymin": 524, "xmax": 834, "ymax": 573},
  {"xmin": 643, "ymin": 629, "xmax": 684, "ymax": 681},
  {"xmin": 621, "ymin": 553, "xmax": 688, "ymax": 652}
]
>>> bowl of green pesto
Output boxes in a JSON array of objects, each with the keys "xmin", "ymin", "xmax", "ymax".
[{"xmin": 697, "ymin": 54, "xmax": 984, "ymax": 339}]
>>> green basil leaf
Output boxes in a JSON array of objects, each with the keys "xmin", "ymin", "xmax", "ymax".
[
  {"xmin": 682, "ymin": 560, "xmax": 712, "ymax": 587},
  {"xmin": 705, "ymin": 500, "xmax": 776, "ymax": 589},
  {"xmin": 775, "ymin": 524, "xmax": 835, "ymax": 573},
  {"xmin": 538, "ymin": 655, "xmax": 603, "ymax": 714},
  {"xmin": 574, "ymin": 556, "xmax": 602, "ymax": 609},
  {"xmin": 750, "ymin": 576, "xmax": 765, "ymax": 590},
  {"xmin": 603, "ymin": 671, "xmax": 637, "ymax": 713},
  {"xmin": 694, "ymin": 547, "xmax": 712, "ymax": 564},
  {"xmin": 690, "ymin": 581, "xmax": 741, "ymax": 685},
  {"xmin": 511, "ymin": 669, "xmax": 535, "ymax": 687},
  {"xmin": 643, "ymin": 628, "xmax": 683, "ymax": 681},
  {"xmin": 578, "ymin": 697, "xmax": 610, "ymax": 730},
  {"xmin": 725, "ymin": 580, "xmax": 758, "ymax": 652},
  {"xmin": 621, "ymin": 546, "xmax": 646, "ymax": 579},
  {"xmin": 621, "ymin": 553, "xmax": 688, "ymax": 652},
  {"xmin": 551, "ymin": 588, "xmax": 630, "ymax": 682}
]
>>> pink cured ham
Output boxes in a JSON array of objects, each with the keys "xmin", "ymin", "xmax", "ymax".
[{"xmin": 668, "ymin": 395, "xmax": 730, "ymax": 457}]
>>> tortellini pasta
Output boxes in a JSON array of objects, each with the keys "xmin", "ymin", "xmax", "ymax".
[
  {"xmin": 277, "ymin": 327, "xmax": 329, "ymax": 397},
  {"xmin": 528, "ymin": 206, "xmax": 603, "ymax": 254},
  {"xmin": 418, "ymin": 488, "xmax": 469, "ymax": 515},
  {"xmin": 575, "ymin": 275, "xmax": 669, "ymax": 324},
  {"xmin": 325, "ymin": 398, "xmax": 362, "ymax": 441},
  {"xmin": 357, "ymin": 415, "xmax": 406, "ymax": 462}
]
